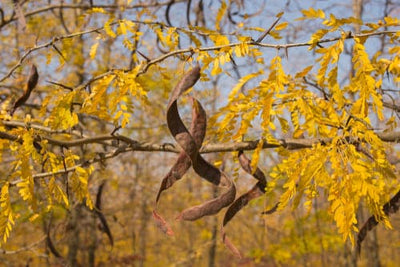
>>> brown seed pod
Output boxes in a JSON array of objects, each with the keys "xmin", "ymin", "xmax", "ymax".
[
  {"xmin": 10, "ymin": 64, "xmax": 39, "ymax": 115},
  {"xmin": 154, "ymin": 65, "xmax": 236, "ymax": 235}
]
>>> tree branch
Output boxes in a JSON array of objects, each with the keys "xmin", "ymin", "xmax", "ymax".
[
  {"xmin": 1, "ymin": 119, "xmax": 83, "ymax": 136},
  {"xmin": 0, "ymin": 235, "xmax": 46, "ymax": 254},
  {"xmin": 3, "ymin": 130, "xmax": 399, "ymax": 182},
  {"xmin": 0, "ymin": 1, "xmax": 186, "ymax": 29},
  {"xmin": 1, "ymin": 27, "xmax": 395, "ymax": 84},
  {"xmin": 96, "ymin": 30, "xmax": 399, "ymax": 78},
  {"xmin": 0, "ymin": 24, "xmax": 116, "ymax": 83},
  {"xmin": 1, "ymin": 129, "xmax": 399, "ymax": 152}
]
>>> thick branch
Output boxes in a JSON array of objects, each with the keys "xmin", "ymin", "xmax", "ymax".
[
  {"xmin": 1, "ymin": 130, "xmax": 399, "ymax": 153},
  {"xmin": 3, "ymin": 130, "xmax": 400, "ymax": 182}
]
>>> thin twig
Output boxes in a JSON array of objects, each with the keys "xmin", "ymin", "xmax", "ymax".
[
  {"xmin": 255, "ymin": 16, "xmax": 282, "ymax": 43},
  {"xmin": 135, "ymin": 30, "xmax": 397, "ymax": 76},
  {"xmin": 0, "ymin": 235, "xmax": 46, "ymax": 254},
  {"xmin": 0, "ymin": 25, "xmax": 116, "ymax": 83},
  {"xmin": 1, "ymin": 120, "xmax": 83, "ymax": 137}
]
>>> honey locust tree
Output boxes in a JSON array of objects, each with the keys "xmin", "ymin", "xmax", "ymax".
[{"xmin": 0, "ymin": 0, "xmax": 400, "ymax": 266}]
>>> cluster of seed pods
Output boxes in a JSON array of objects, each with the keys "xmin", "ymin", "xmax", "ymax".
[{"xmin": 153, "ymin": 65, "xmax": 271, "ymax": 257}]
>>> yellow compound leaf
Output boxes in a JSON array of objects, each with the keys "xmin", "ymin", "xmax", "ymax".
[
  {"xmin": 309, "ymin": 29, "xmax": 329, "ymax": 49},
  {"xmin": 0, "ymin": 182, "xmax": 14, "ymax": 244},
  {"xmin": 298, "ymin": 8, "xmax": 325, "ymax": 20}
]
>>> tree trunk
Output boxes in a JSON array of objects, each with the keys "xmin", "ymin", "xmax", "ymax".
[
  {"xmin": 367, "ymin": 228, "xmax": 381, "ymax": 267},
  {"xmin": 88, "ymin": 211, "xmax": 97, "ymax": 267},
  {"xmin": 67, "ymin": 205, "xmax": 81, "ymax": 267},
  {"xmin": 208, "ymin": 187, "xmax": 219, "ymax": 267}
]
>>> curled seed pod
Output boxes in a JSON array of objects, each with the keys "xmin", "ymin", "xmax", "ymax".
[
  {"xmin": 95, "ymin": 182, "xmax": 113, "ymax": 246},
  {"xmin": 357, "ymin": 189, "xmax": 400, "ymax": 255},
  {"xmin": 154, "ymin": 65, "xmax": 236, "ymax": 235},
  {"xmin": 166, "ymin": 66, "xmax": 236, "ymax": 221},
  {"xmin": 10, "ymin": 64, "xmax": 39, "ymax": 115}
]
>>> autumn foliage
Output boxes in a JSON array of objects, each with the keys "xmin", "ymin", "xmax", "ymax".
[{"xmin": 0, "ymin": 1, "xmax": 399, "ymax": 266}]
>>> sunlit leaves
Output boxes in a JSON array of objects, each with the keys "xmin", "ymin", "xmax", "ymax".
[
  {"xmin": 315, "ymin": 38, "xmax": 344, "ymax": 86},
  {"xmin": 154, "ymin": 26, "xmax": 180, "ymax": 51},
  {"xmin": 209, "ymin": 34, "xmax": 230, "ymax": 46},
  {"xmin": 298, "ymin": 8, "xmax": 325, "ymax": 20},
  {"xmin": 309, "ymin": 29, "xmax": 328, "ymax": 49},
  {"xmin": 48, "ymin": 177, "xmax": 69, "ymax": 208},
  {"xmin": 228, "ymin": 70, "xmax": 262, "ymax": 102},
  {"xmin": 322, "ymin": 15, "xmax": 361, "ymax": 31},
  {"xmin": 89, "ymin": 41, "xmax": 99, "ymax": 60},
  {"xmin": 0, "ymin": 1, "xmax": 399, "ymax": 255},
  {"xmin": 104, "ymin": 19, "xmax": 117, "ymax": 38},
  {"xmin": 45, "ymin": 90, "xmax": 79, "ymax": 130},
  {"xmin": 13, "ymin": 131, "xmax": 37, "ymax": 206},
  {"xmin": 0, "ymin": 183, "xmax": 14, "ymax": 245},
  {"xmin": 275, "ymin": 22, "xmax": 288, "ymax": 31},
  {"xmin": 250, "ymin": 139, "xmax": 264, "ymax": 174},
  {"xmin": 215, "ymin": 1, "xmax": 227, "ymax": 31},
  {"xmin": 384, "ymin": 16, "xmax": 400, "ymax": 26},
  {"xmin": 274, "ymin": 133, "xmax": 396, "ymax": 243},
  {"xmin": 350, "ymin": 37, "xmax": 383, "ymax": 119},
  {"xmin": 70, "ymin": 166, "xmax": 94, "ymax": 209}
]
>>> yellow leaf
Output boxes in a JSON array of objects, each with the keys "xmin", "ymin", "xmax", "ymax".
[
  {"xmin": 299, "ymin": 8, "xmax": 325, "ymax": 20},
  {"xmin": 295, "ymin": 65, "xmax": 313, "ymax": 78},
  {"xmin": 91, "ymin": 7, "xmax": 106, "ymax": 14},
  {"xmin": 228, "ymin": 70, "xmax": 262, "ymax": 101},
  {"xmin": 250, "ymin": 139, "xmax": 264, "ymax": 174},
  {"xmin": 29, "ymin": 214, "xmax": 39, "ymax": 222},
  {"xmin": 121, "ymin": 113, "xmax": 131, "ymax": 128},
  {"xmin": 275, "ymin": 22, "xmax": 288, "ymax": 31},
  {"xmin": 89, "ymin": 42, "xmax": 99, "ymax": 59},
  {"xmin": 384, "ymin": 16, "xmax": 400, "ymax": 26},
  {"xmin": 215, "ymin": 1, "xmax": 227, "ymax": 31},
  {"xmin": 119, "ymin": 20, "xmax": 127, "ymax": 35},
  {"xmin": 104, "ymin": 19, "xmax": 116, "ymax": 38},
  {"xmin": 209, "ymin": 34, "xmax": 229, "ymax": 46}
]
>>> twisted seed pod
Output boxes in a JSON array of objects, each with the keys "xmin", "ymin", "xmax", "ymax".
[
  {"xmin": 223, "ymin": 151, "xmax": 267, "ymax": 226},
  {"xmin": 220, "ymin": 151, "xmax": 268, "ymax": 258},
  {"xmin": 153, "ymin": 65, "xmax": 236, "ymax": 234},
  {"xmin": 357, "ymin": 189, "xmax": 400, "ymax": 255},
  {"xmin": 153, "ymin": 94, "xmax": 206, "ymax": 235},
  {"xmin": 10, "ymin": 64, "xmax": 38, "ymax": 115}
]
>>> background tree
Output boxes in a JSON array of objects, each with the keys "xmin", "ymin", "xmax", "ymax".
[{"xmin": 0, "ymin": 0, "xmax": 399, "ymax": 266}]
